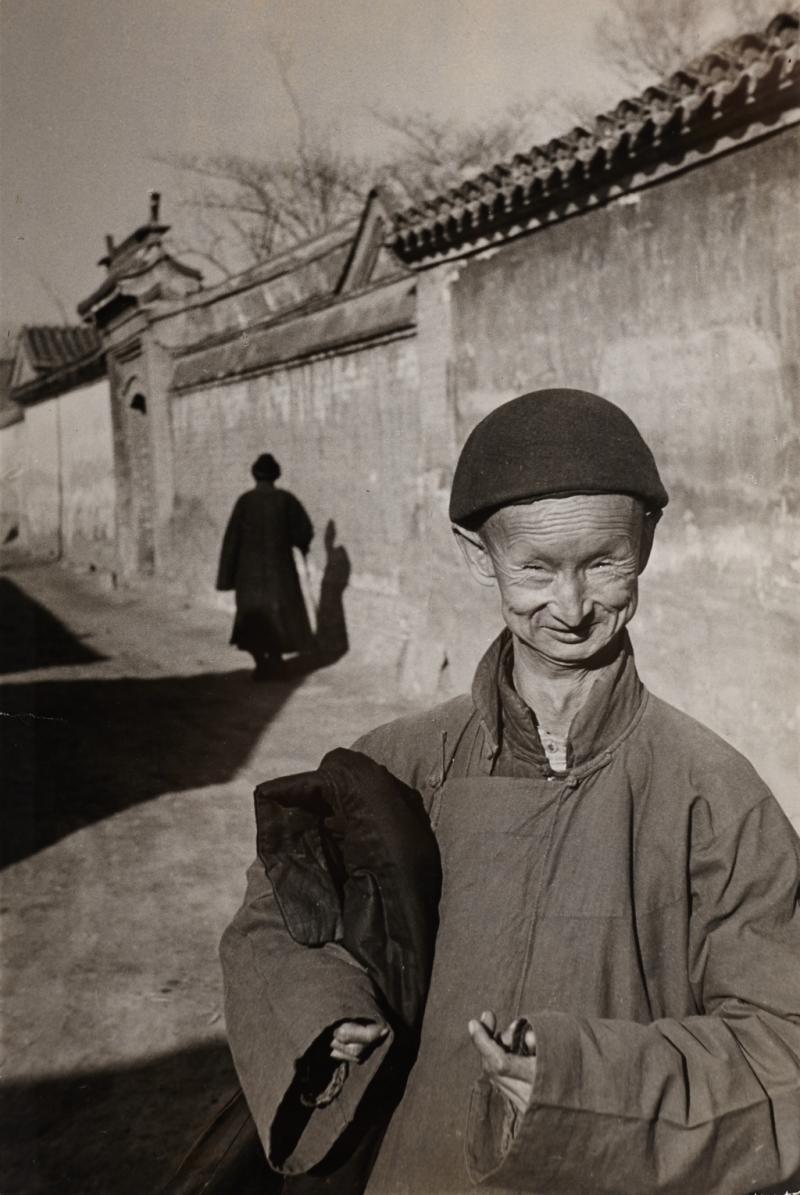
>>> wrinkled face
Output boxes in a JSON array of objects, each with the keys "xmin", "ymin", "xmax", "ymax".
[{"xmin": 475, "ymin": 494, "xmax": 649, "ymax": 667}]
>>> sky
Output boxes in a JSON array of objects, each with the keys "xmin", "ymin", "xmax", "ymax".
[{"xmin": 2, "ymin": 0, "xmax": 637, "ymax": 339}]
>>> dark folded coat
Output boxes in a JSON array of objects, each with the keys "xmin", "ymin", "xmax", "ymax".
[
  {"xmin": 254, "ymin": 748, "xmax": 442, "ymax": 1194},
  {"xmin": 162, "ymin": 750, "xmax": 441, "ymax": 1195},
  {"xmin": 255, "ymin": 747, "xmax": 442, "ymax": 1037}
]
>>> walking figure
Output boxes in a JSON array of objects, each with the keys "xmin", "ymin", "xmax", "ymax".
[{"xmin": 216, "ymin": 454, "xmax": 314, "ymax": 679}]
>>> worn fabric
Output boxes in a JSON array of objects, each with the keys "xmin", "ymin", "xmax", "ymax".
[
  {"xmin": 216, "ymin": 482, "xmax": 314, "ymax": 656},
  {"xmin": 254, "ymin": 747, "xmax": 441, "ymax": 1037},
  {"xmin": 251, "ymin": 749, "xmax": 442, "ymax": 1192},
  {"xmin": 449, "ymin": 389, "xmax": 669, "ymax": 527},
  {"xmin": 221, "ymin": 630, "xmax": 800, "ymax": 1194},
  {"xmin": 223, "ymin": 751, "xmax": 441, "ymax": 1194}
]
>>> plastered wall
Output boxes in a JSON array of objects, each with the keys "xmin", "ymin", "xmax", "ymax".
[
  {"xmin": 448, "ymin": 132, "xmax": 799, "ymax": 585},
  {"xmin": 59, "ymin": 379, "xmax": 116, "ymax": 571},
  {"xmin": 167, "ymin": 336, "xmax": 420, "ymax": 663},
  {"xmin": 20, "ymin": 379, "xmax": 115, "ymax": 570},
  {"xmin": 21, "ymin": 399, "xmax": 60, "ymax": 558}
]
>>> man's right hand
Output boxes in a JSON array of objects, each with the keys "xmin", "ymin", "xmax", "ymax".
[{"xmin": 330, "ymin": 1020, "xmax": 389, "ymax": 1063}]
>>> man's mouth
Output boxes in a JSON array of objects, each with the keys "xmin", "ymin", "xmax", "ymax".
[{"xmin": 544, "ymin": 624, "xmax": 594, "ymax": 641}]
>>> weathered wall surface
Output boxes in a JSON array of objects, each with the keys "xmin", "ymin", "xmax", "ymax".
[
  {"xmin": 0, "ymin": 421, "xmax": 25, "ymax": 544},
  {"xmin": 167, "ymin": 335, "xmax": 420, "ymax": 663},
  {"xmin": 412, "ymin": 130, "xmax": 798, "ymax": 820},
  {"xmin": 58, "ymin": 379, "xmax": 116, "ymax": 571},
  {"xmin": 449, "ymin": 131, "xmax": 798, "ymax": 582},
  {"xmin": 18, "ymin": 380, "xmax": 116, "ymax": 569},
  {"xmin": 107, "ymin": 349, "xmax": 159, "ymax": 579},
  {"xmin": 20, "ymin": 398, "xmax": 61, "ymax": 559}
]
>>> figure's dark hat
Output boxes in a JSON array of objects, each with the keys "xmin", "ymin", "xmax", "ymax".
[
  {"xmin": 252, "ymin": 453, "xmax": 281, "ymax": 482},
  {"xmin": 449, "ymin": 388, "xmax": 668, "ymax": 527}
]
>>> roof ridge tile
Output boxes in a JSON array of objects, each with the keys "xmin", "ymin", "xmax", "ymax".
[{"xmin": 391, "ymin": 7, "xmax": 799, "ymax": 262}]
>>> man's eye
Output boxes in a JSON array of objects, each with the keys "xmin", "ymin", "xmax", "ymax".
[{"xmin": 590, "ymin": 559, "xmax": 616, "ymax": 569}]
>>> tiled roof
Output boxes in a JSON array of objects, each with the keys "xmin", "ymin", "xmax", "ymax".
[
  {"xmin": 78, "ymin": 196, "xmax": 203, "ymax": 321},
  {"xmin": 166, "ymin": 220, "xmax": 360, "ymax": 347},
  {"xmin": 78, "ymin": 244, "xmax": 202, "ymax": 319},
  {"xmin": 223, "ymin": 219, "xmax": 358, "ymax": 293},
  {"xmin": 171, "ymin": 277, "xmax": 416, "ymax": 392},
  {"xmin": 12, "ymin": 325, "xmax": 105, "ymax": 406},
  {"xmin": 20, "ymin": 325, "xmax": 100, "ymax": 373},
  {"xmin": 391, "ymin": 10, "xmax": 799, "ymax": 263}
]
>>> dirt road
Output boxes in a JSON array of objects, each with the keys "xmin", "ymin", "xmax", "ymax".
[{"xmin": 0, "ymin": 562, "xmax": 413, "ymax": 1195}]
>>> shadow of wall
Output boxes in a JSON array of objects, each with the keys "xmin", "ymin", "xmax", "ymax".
[
  {"xmin": 0, "ymin": 1040, "xmax": 276, "ymax": 1195},
  {"xmin": 0, "ymin": 663, "xmax": 318, "ymax": 869},
  {"xmin": 0, "ymin": 577, "xmax": 108, "ymax": 674}
]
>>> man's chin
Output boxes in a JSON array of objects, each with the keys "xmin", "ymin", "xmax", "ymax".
[
  {"xmin": 546, "ymin": 642, "xmax": 600, "ymax": 663},
  {"xmin": 517, "ymin": 627, "xmax": 621, "ymax": 666}
]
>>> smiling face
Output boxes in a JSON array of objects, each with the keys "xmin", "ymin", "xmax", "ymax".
[{"xmin": 461, "ymin": 494, "xmax": 652, "ymax": 668}]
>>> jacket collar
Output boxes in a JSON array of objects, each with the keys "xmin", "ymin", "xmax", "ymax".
[{"xmin": 471, "ymin": 628, "xmax": 646, "ymax": 774}]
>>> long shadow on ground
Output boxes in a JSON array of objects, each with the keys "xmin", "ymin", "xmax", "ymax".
[
  {"xmin": 0, "ymin": 577, "xmax": 107, "ymax": 674},
  {"xmin": 0, "ymin": 661, "xmax": 319, "ymax": 869},
  {"xmin": 0, "ymin": 1040, "xmax": 277, "ymax": 1195},
  {"xmin": 1, "ymin": 545, "xmax": 352, "ymax": 869},
  {"xmin": 0, "ymin": 574, "xmax": 349, "ymax": 1194}
]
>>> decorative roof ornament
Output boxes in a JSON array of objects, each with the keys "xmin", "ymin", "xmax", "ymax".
[{"xmin": 79, "ymin": 192, "xmax": 202, "ymax": 324}]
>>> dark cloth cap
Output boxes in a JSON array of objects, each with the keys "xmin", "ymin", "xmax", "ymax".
[
  {"xmin": 449, "ymin": 388, "xmax": 668, "ymax": 527},
  {"xmin": 252, "ymin": 453, "xmax": 281, "ymax": 482}
]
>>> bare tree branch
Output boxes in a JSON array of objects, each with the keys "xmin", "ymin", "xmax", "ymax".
[
  {"xmin": 595, "ymin": 0, "xmax": 779, "ymax": 88},
  {"xmin": 268, "ymin": 38, "xmax": 308, "ymax": 157},
  {"xmin": 33, "ymin": 273, "xmax": 71, "ymax": 325},
  {"xmin": 158, "ymin": 1, "xmax": 771, "ymax": 280},
  {"xmin": 157, "ymin": 93, "xmax": 569, "ymax": 278}
]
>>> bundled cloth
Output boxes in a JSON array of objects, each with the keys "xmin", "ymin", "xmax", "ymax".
[{"xmin": 161, "ymin": 749, "xmax": 441, "ymax": 1195}]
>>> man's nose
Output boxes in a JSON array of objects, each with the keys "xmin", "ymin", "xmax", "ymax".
[{"xmin": 549, "ymin": 573, "xmax": 590, "ymax": 626}]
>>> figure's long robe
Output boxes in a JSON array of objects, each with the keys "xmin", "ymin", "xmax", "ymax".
[{"xmin": 217, "ymin": 484, "xmax": 313, "ymax": 656}]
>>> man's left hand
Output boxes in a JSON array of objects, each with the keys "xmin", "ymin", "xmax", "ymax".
[{"xmin": 468, "ymin": 1010, "xmax": 537, "ymax": 1115}]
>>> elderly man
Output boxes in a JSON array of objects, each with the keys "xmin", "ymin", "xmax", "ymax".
[{"xmin": 221, "ymin": 390, "xmax": 800, "ymax": 1195}]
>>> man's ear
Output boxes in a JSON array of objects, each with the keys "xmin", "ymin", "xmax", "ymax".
[
  {"xmin": 452, "ymin": 525, "xmax": 497, "ymax": 588},
  {"xmin": 637, "ymin": 510, "xmax": 659, "ymax": 574}
]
